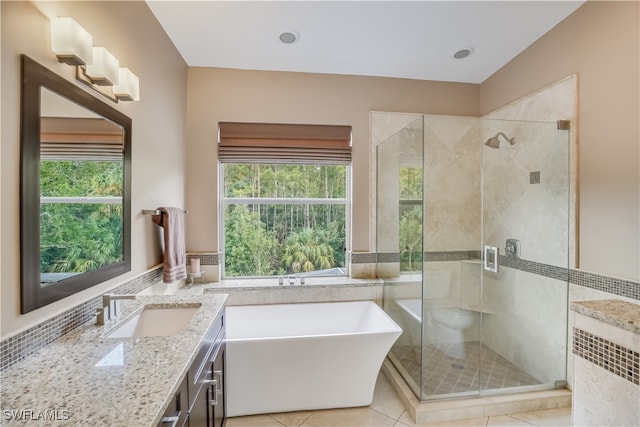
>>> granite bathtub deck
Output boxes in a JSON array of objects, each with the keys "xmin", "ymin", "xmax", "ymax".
[
  {"xmin": 571, "ymin": 299, "xmax": 640, "ymax": 334},
  {"xmin": 0, "ymin": 293, "xmax": 227, "ymax": 426}
]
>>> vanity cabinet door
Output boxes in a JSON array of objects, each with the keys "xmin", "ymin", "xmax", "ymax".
[
  {"xmin": 190, "ymin": 341, "xmax": 226, "ymax": 427},
  {"xmin": 188, "ymin": 382, "xmax": 208, "ymax": 427},
  {"xmin": 159, "ymin": 311, "xmax": 226, "ymax": 427}
]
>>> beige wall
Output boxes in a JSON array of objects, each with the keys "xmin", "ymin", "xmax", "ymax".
[
  {"xmin": 185, "ymin": 67, "xmax": 479, "ymax": 257},
  {"xmin": 3, "ymin": 0, "xmax": 637, "ymax": 339},
  {"xmin": 1, "ymin": 1, "xmax": 188, "ymax": 337},
  {"xmin": 480, "ymin": 1, "xmax": 640, "ymax": 281}
]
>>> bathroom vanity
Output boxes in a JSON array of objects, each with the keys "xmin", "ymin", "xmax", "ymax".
[{"xmin": 0, "ymin": 293, "xmax": 227, "ymax": 426}]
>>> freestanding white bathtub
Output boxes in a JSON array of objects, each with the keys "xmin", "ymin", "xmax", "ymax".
[{"xmin": 225, "ymin": 300, "xmax": 402, "ymax": 417}]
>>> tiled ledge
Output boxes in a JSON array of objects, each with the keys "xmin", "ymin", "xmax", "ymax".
[
  {"xmin": 571, "ymin": 299, "xmax": 640, "ymax": 386},
  {"xmin": 183, "ymin": 277, "xmax": 383, "ymax": 306},
  {"xmin": 571, "ymin": 299, "xmax": 640, "ymax": 335},
  {"xmin": 192, "ymin": 276, "xmax": 382, "ymax": 291}
]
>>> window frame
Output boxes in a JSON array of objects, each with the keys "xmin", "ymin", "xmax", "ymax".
[{"xmin": 218, "ymin": 162, "xmax": 351, "ymax": 279}]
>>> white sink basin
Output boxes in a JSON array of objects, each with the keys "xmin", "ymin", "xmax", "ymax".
[{"xmin": 108, "ymin": 304, "xmax": 200, "ymax": 338}]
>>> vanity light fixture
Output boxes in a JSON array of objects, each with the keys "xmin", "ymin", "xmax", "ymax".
[
  {"xmin": 50, "ymin": 17, "xmax": 93, "ymax": 66},
  {"xmin": 84, "ymin": 47, "xmax": 119, "ymax": 86},
  {"xmin": 113, "ymin": 68, "xmax": 140, "ymax": 101},
  {"xmin": 49, "ymin": 17, "xmax": 139, "ymax": 102}
]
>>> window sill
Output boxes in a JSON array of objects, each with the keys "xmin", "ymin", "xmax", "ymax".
[{"xmin": 190, "ymin": 276, "xmax": 382, "ymax": 292}]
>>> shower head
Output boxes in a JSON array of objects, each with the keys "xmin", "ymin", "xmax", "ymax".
[{"xmin": 485, "ymin": 132, "xmax": 516, "ymax": 149}]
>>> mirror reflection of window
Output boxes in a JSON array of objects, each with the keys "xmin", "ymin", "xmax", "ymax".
[{"xmin": 39, "ymin": 88, "xmax": 124, "ymax": 286}]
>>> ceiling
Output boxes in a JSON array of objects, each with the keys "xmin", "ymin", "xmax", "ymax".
[{"xmin": 146, "ymin": 1, "xmax": 584, "ymax": 84}]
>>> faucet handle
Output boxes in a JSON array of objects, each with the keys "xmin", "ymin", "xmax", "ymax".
[{"xmin": 96, "ymin": 306, "xmax": 109, "ymax": 326}]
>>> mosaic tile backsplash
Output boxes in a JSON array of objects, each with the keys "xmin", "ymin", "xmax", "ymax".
[
  {"xmin": 368, "ymin": 250, "xmax": 639, "ymax": 302},
  {"xmin": 573, "ymin": 327, "xmax": 639, "ymax": 385},
  {"xmin": 187, "ymin": 253, "xmax": 219, "ymax": 265},
  {"xmin": 0, "ymin": 268, "xmax": 162, "ymax": 371},
  {"xmin": 569, "ymin": 270, "xmax": 640, "ymax": 301},
  {"xmin": 2, "ymin": 250, "xmax": 637, "ymax": 371},
  {"xmin": 209, "ymin": 246, "xmax": 638, "ymax": 303}
]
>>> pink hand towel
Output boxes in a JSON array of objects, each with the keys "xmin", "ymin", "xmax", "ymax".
[{"xmin": 152, "ymin": 207, "xmax": 187, "ymax": 283}]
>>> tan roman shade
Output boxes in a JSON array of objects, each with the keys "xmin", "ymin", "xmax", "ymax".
[
  {"xmin": 40, "ymin": 117, "xmax": 124, "ymax": 161},
  {"xmin": 218, "ymin": 122, "xmax": 352, "ymax": 164}
]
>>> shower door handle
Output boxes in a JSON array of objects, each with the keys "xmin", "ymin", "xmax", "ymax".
[{"xmin": 483, "ymin": 245, "xmax": 499, "ymax": 272}]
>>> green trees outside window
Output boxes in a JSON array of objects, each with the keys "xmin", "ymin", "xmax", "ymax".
[
  {"xmin": 222, "ymin": 164, "xmax": 347, "ymax": 278},
  {"xmin": 40, "ymin": 160, "xmax": 123, "ymax": 282},
  {"xmin": 399, "ymin": 167, "xmax": 423, "ymax": 272}
]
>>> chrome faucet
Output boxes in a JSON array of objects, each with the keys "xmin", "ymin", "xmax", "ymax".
[{"xmin": 96, "ymin": 293, "xmax": 136, "ymax": 325}]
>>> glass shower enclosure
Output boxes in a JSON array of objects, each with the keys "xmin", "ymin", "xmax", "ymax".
[{"xmin": 378, "ymin": 114, "xmax": 570, "ymax": 401}]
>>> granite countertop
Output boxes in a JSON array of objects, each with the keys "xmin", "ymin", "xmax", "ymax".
[
  {"xmin": 571, "ymin": 299, "xmax": 640, "ymax": 335},
  {"xmin": 0, "ymin": 293, "xmax": 227, "ymax": 426}
]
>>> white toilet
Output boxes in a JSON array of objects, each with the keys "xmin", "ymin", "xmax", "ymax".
[{"xmin": 425, "ymin": 270, "xmax": 478, "ymax": 359}]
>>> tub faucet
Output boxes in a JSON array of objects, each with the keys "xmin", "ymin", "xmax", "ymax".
[{"xmin": 97, "ymin": 293, "xmax": 136, "ymax": 325}]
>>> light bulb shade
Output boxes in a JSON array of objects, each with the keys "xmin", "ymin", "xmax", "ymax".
[
  {"xmin": 85, "ymin": 47, "xmax": 119, "ymax": 86},
  {"xmin": 113, "ymin": 68, "xmax": 140, "ymax": 101},
  {"xmin": 51, "ymin": 17, "xmax": 93, "ymax": 66}
]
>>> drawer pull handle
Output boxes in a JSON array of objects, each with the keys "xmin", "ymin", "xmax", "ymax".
[
  {"xmin": 208, "ymin": 382, "xmax": 218, "ymax": 406},
  {"xmin": 160, "ymin": 412, "xmax": 180, "ymax": 427},
  {"xmin": 214, "ymin": 370, "xmax": 223, "ymax": 395}
]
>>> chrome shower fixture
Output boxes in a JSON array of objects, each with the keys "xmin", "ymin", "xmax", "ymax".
[{"xmin": 485, "ymin": 132, "xmax": 516, "ymax": 149}]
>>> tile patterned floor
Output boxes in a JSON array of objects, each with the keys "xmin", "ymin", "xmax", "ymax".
[
  {"xmin": 226, "ymin": 372, "xmax": 572, "ymax": 427},
  {"xmin": 391, "ymin": 342, "xmax": 540, "ymax": 397}
]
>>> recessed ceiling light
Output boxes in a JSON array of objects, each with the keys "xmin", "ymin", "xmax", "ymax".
[
  {"xmin": 453, "ymin": 47, "xmax": 474, "ymax": 59},
  {"xmin": 279, "ymin": 30, "xmax": 300, "ymax": 45}
]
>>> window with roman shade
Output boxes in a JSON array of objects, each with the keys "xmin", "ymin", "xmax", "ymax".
[{"xmin": 218, "ymin": 121, "xmax": 351, "ymax": 279}]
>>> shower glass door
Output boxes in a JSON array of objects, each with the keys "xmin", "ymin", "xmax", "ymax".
[
  {"xmin": 420, "ymin": 115, "xmax": 482, "ymax": 400},
  {"xmin": 377, "ymin": 116, "xmax": 424, "ymax": 398},
  {"xmin": 480, "ymin": 119, "xmax": 570, "ymax": 394}
]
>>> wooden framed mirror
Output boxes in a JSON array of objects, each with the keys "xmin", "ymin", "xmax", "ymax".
[{"xmin": 20, "ymin": 55, "xmax": 131, "ymax": 313}]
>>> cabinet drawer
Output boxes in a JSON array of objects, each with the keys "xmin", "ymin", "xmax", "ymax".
[
  {"xmin": 188, "ymin": 312, "xmax": 225, "ymax": 413},
  {"xmin": 157, "ymin": 374, "xmax": 189, "ymax": 427}
]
